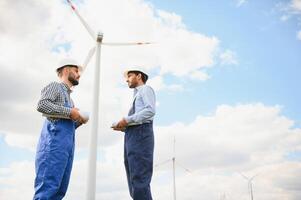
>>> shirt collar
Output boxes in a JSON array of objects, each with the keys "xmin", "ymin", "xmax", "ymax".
[
  {"xmin": 134, "ymin": 84, "xmax": 144, "ymax": 96},
  {"xmin": 135, "ymin": 84, "xmax": 144, "ymax": 91},
  {"xmin": 60, "ymin": 82, "xmax": 72, "ymax": 93}
]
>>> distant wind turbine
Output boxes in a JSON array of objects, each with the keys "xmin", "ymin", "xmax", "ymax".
[
  {"xmin": 155, "ymin": 136, "xmax": 192, "ymax": 200},
  {"xmin": 240, "ymin": 173, "xmax": 259, "ymax": 200}
]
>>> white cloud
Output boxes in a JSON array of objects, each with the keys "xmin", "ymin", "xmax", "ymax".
[
  {"xmin": 0, "ymin": 1, "xmax": 51, "ymax": 37},
  {"xmin": 148, "ymin": 75, "xmax": 184, "ymax": 92},
  {"xmin": 279, "ymin": 0, "xmax": 301, "ymax": 15},
  {"xmin": 280, "ymin": 14, "xmax": 290, "ymax": 21},
  {"xmin": 3, "ymin": 132, "xmax": 37, "ymax": 152},
  {"xmin": 156, "ymin": 10, "xmax": 186, "ymax": 29},
  {"xmin": 189, "ymin": 70, "xmax": 210, "ymax": 81},
  {"xmin": 154, "ymin": 103, "xmax": 300, "ymax": 171},
  {"xmin": 236, "ymin": 0, "xmax": 247, "ymax": 7},
  {"xmin": 220, "ymin": 49, "xmax": 239, "ymax": 65},
  {"xmin": 157, "ymin": 31, "xmax": 219, "ymax": 78},
  {"xmin": 0, "ymin": 161, "xmax": 35, "ymax": 200},
  {"xmin": 297, "ymin": 30, "xmax": 301, "ymax": 40},
  {"xmin": 290, "ymin": 0, "xmax": 301, "ymax": 12}
]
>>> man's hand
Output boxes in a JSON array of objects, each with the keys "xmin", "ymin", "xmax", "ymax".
[
  {"xmin": 112, "ymin": 127, "xmax": 126, "ymax": 132},
  {"xmin": 116, "ymin": 118, "xmax": 128, "ymax": 128},
  {"xmin": 70, "ymin": 108, "xmax": 87, "ymax": 124},
  {"xmin": 70, "ymin": 108, "xmax": 80, "ymax": 121},
  {"xmin": 111, "ymin": 118, "xmax": 128, "ymax": 132}
]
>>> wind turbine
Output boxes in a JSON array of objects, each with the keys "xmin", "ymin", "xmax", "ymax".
[
  {"xmin": 240, "ymin": 173, "xmax": 259, "ymax": 200},
  {"xmin": 155, "ymin": 136, "xmax": 192, "ymax": 200},
  {"xmin": 65, "ymin": 1, "xmax": 152, "ymax": 199}
]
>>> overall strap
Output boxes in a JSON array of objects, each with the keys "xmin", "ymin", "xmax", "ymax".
[{"xmin": 59, "ymin": 84, "xmax": 73, "ymax": 108}]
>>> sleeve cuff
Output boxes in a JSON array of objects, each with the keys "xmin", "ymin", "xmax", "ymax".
[
  {"xmin": 64, "ymin": 107, "xmax": 72, "ymax": 118},
  {"xmin": 125, "ymin": 116, "xmax": 134, "ymax": 124}
]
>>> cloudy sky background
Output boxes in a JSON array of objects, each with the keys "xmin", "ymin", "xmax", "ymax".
[{"xmin": 1, "ymin": 0, "xmax": 301, "ymax": 199}]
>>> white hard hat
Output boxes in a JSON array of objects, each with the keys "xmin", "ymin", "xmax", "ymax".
[
  {"xmin": 124, "ymin": 68, "xmax": 149, "ymax": 82},
  {"xmin": 56, "ymin": 58, "xmax": 83, "ymax": 73}
]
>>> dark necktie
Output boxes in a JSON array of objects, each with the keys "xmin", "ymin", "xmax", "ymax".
[{"xmin": 128, "ymin": 98, "xmax": 136, "ymax": 116}]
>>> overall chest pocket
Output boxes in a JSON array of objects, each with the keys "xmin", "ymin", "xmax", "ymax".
[{"xmin": 48, "ymin": 123, "xmax": 74, "ymax": 153}]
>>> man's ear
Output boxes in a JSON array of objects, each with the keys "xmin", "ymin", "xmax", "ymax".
[
  {"xmin": 65, "ymin": 67, "xmax": 71, "ymax": 73},
  {"xmin": 62, "ymin": 67, "xmax": 70, "ymax": 76}
]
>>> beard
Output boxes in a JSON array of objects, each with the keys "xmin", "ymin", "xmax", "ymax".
[
  {"xmin": 128, "ymin": 83, "xmax": 135, "ymax": 88},
  {"xmin": 128, "ymin": 80, "xmax": 138, "ymax": 88},
  {"xmin": 68, "ymin": 75, "xmax": 79, "ymax": 86}
]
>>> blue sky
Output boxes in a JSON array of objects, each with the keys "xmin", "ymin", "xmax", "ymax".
[{"xmin": 0, "ymin": 0, "xmax": 301, "ymax": 199}]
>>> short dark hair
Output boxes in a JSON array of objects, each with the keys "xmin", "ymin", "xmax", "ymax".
[{"xmin": 128, "ymin": 70, "xmax": 148, "ymax": 83}]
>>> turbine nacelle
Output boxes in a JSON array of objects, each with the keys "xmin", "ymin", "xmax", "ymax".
[{"xmin": 96, "ymin": 32, "xmax": 103, "ymax": 42}]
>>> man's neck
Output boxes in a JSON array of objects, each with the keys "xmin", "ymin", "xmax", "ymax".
[
  {"xmin": 135, "ymin": 82, "xmax": 144, "ymax": 88},
  {"xmin": 60, "ymin": 77, "xmax": 73, "ymax": 89}
]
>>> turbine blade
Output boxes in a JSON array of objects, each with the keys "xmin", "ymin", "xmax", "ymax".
[
  {"xmin": 239, "ymin": 172, "xmax": 249, "ymax": 180},
  {"xmin": 154, "ymin": 159, "xmax": 172, "ymax": 168},
  {"xmin": 102, "ymin": 42, "xmax": 153, "ymax": 46},
  {"xmin": 82, "ymin": 46, "xmax": 96, "ymax": 71},
  {"xmin": 250, "ymin": 172, "xmax": 260, "ymax": 181},
  {"xmin": 176, "ymin": 162, "xmax": 193, "ymax": 174},
  {"xmin": 66, "ymin": 0, "xmax": 96, "ymax": 40}
]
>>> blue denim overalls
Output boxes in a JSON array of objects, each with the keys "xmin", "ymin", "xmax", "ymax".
[{"xmin": 33, "ymin": 85, "xmax": 76, "ymax": 200}]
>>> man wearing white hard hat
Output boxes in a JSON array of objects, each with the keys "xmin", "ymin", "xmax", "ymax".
[
  {"xmin": 112, "ymin": 68, "xmax": 156, "ymax": 200},
  {"xmin": 33, "ymin": 58, "xmax": 88, "ymax": 200}
]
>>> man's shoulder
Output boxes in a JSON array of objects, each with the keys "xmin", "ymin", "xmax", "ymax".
[
  {"xmin": 141, "ymin": 85, "xmax": 155, "ymax": 95},
  {"xmin": 46, "ymin": 81, "xmax": 61, "ymax": 87},
  {"xmin": 42, "ymin": 81, "xmax": 61, "ymax": 92},
  {"xmin": 144, "ymin": 85, "xmax": 154, "ymax": 91}
]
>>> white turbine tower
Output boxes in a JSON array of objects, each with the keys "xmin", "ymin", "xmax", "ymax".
[
  {"xmin": 240, "ymin": 173, "xmax": 259, "ymax": 200},
  {"xmin": 65, "ymin": 1, "xmax": 152, "ymax": 199},
  {"xmin": 155, "ymin": 136, "xmax": 192, "ymax": 200}
]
